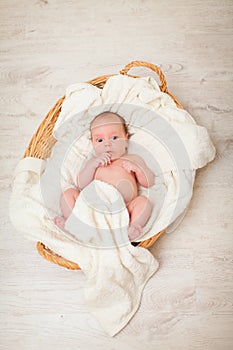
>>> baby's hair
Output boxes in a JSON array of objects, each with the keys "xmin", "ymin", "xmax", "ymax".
[{"xmin": 90, "ymin": 111, "xmax": 130, "ymax": 136}]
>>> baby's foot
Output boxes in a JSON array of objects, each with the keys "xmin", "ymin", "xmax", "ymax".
[
  {"xmin": 54, "ymin": 216, "xmax": 66, "ymax": 230},
  {"xmin": 128, "ymin": 224, "xmax": 143, "ymax": 241}
]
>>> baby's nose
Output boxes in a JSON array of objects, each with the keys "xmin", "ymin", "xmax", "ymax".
[{"xmin": 104, "ymin": 140, "xmax": 112, "ymax": 146}]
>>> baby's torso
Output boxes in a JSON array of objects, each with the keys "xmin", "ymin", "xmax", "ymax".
[{"xmin": 94, "ymin": 158, "xmax": 138, "ymax": 204}]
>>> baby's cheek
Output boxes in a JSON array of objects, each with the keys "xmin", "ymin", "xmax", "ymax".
[{"xmin": 94, "ymin": 144, "xmax": 104, "ymax": 155}]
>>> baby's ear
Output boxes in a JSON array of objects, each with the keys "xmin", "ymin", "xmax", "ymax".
[{"xmin": 125, "ymin": 136, "xmax": 129, "ymax": 148}]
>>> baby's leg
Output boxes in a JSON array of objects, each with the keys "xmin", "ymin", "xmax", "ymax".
[
  {"xmin": 60, "ymin": 188, "xmax": 80, "ymax": 219},
  {"xmin": 127, "ymin": 195, "xmax": 152, "ymax": 241},
  {"xmin": 54, "ymin": 188, "xmax": 80, "ymax": 230}
]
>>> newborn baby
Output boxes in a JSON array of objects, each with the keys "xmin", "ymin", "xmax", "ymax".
[{"xmin": 54, "ymin": 112, "xmax": 155, "ymax": 240}]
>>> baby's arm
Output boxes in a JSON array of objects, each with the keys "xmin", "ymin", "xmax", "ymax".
[
  {"xmin": 122, "ymin": 155, "xmax": 155, "ymax": 188},
  {"xmin": 77, "ymin": 153, "xmax": 111, "ymax": 190}
]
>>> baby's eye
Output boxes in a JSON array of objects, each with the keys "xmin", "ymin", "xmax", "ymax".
[
  {"xmin": 96, "ymin": 138, "xmax": 103, "ymax": 143},
  {"xmin": 111, "ymin": 136, "xmax": 118, "ymax": 140}
]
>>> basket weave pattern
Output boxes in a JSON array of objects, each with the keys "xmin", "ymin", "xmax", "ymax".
[{"xmin": 24, "ymin": 61, "xmax": 183, "ymax": 270}]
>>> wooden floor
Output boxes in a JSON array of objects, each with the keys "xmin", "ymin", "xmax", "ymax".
[{"xmin": 1, "ymin": 1, "xmax": 233, "ymax": 349}]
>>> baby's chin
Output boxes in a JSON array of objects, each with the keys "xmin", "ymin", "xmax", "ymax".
[
  {"xmin": 110, "ymin": 151, "xmax": 127, "ymax": 160},
  {"xmin": 94, "ymin": 150, "xmax": 127, "ymax": 160}
]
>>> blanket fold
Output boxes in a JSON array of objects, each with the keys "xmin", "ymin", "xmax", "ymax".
[{"xmin": 64, "ymin": 180, "xmax": 129, "ymax": 248}]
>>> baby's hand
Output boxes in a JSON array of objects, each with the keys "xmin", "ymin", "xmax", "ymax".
[
  {"xmin": 122, "ymin": 160, "xmax": 139, "ymax": 174},
  {"xmin": 94, "ymin": 153, "xmax": 112, "ymax": 167}
]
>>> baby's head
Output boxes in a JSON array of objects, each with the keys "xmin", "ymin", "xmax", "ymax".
[{"xmin": 90, "ymin": 112, "xmax": 129, "ymax": 160}]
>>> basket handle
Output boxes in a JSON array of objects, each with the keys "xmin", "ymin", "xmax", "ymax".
[{"xmin": 120, "ymin": 60, "xmax": 168, "ymax": 93}]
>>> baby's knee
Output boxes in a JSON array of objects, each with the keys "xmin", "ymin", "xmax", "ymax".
[
  {"xmin": 60, "ymin": 188, "xmax": 80, "ymax": 218},
  {"xmin": 63, "ymin": 188, "xmax": 79, "ymax": 200},
  {"xmin": 140, "ymin": 195, "xmax": 151, "ymax": 206},
  {"xmin": 128, "ymin": 195, "xmax": 151, "ymax": 212},
  {"xmin": 139, "ymin": 195, "xmax": 152, "ymax": 213},
  {"xmin": 61, "ymin": 188, "xmax": 79, "ymax": 206}
]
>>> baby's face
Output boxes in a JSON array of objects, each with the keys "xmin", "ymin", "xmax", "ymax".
[{"xmin": 91, "ymin": 115, "xmax": 128, "ymax": 160}]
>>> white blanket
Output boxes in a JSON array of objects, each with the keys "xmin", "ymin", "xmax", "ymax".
[{"xmin": 9, "ymin": 74, "xmax": 216, "ymax": 336}]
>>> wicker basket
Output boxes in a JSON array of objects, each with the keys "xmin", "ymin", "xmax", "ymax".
[{"xmin": 24, "ymin": 60, "xmax": 183, "ymax": 270}]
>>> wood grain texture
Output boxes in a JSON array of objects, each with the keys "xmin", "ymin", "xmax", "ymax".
[{"xmin": 1, "ymin": 1, "xmax": 233, "ymax": 349}]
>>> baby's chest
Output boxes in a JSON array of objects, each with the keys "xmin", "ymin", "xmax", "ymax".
[{"xmin": 95, "ymin": 163, "xmax": 128, "ymax": 181}]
